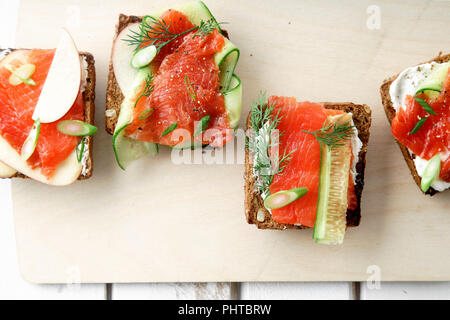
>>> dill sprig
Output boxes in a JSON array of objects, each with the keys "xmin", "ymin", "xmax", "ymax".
[
  {"xmin": 184, "ymin": 75, "xmax": 197, "ymax": 101},
  {"xmin": 124, "ymin": 15, "xmax": 223, "ymax": 52},
  {"xmin": 134, "ymin": 74, "xmax": 154, "ymax": 108},
  {"xmin": 247, "ymin": 92, "xmax": 296, "ymax": 197},
  {"xmin": 303, "ymin": 120, "xmax": 355, "ymax": 147},
  {"xmin": 193, "ymin": 19, "xmax": 225, "ymax": 38}
]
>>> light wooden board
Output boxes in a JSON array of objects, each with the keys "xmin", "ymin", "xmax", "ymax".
[{"xmin": 12, "ymin": 0, "xmax": 450, "ymax": 283}]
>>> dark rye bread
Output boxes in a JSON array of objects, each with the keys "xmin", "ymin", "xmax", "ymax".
[
  {"xmin": 0, "ymin": 49, "xmax": 96, "ymax": 180},
  {"xmin": 105, "ymin": 14, "xmax": 141, "ymax": 134},
  {"xmin": 380, "ymin": 53, "xmax": 450, "ymax": 196},
  {"xmin": 245, "ymin": 102, "xmax": 372, "ymax": 230}
]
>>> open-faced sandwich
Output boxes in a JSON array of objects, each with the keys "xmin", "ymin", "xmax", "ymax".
[
  {"xmin": 106, "ymin": 1, "xmax": 241, "ymax": 169},
  {"xmin": 245, "ymin": 93, "xmax": 371, "ymax": 245},
  {"xmin": 381, "ymin": 54, "xmax": 450, "ymax": 195},
  {"xmin": 0, "ymin": 30, "xmax": 96, "ymax": 186}
]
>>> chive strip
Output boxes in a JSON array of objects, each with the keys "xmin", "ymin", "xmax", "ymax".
[
  {"xmin": 161, "ymin": 122, "xmax": 177, "ymax": 137},
  {"xmin": 414, "ymin": 97, "xmax": 437, "ymax": 115},
  {"xmin": 138, "ymin": 108, "xmax": 154, "ymax": 120},
  {"xmin": 184, "ymin": 75, "xmax": 197, "ymax": 101},
  {"xmin": 409, "ymin": 117, "xmax": 428, "ymax": 135},
  {"xmin": 415, "ymin": 87, "xmax": 441, "ymax": 95},
  {"xmin": 193, "ymin": 115, "xmax": 210, "ymax": 137},
  {"xmin": 76, "ymin": 137, "xmax": 85, "ymax": 163}
]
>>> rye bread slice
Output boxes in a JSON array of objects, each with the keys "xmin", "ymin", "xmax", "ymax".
[
  {"xmin": 0, "ymin": 49, "xmax": 96, "ymax": 180},
  {"xmin": 380, "ymin": 53, "xmax": 450, "ymax": 196},
  {"xmin": 244, "ymin": 102, "xmax": 372, "ymax": 230}
]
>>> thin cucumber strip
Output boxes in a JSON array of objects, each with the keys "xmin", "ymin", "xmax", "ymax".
[
  {"xmin": 313, "ymin": 114, "xmax": 353, "ymax": 245},
  {"xmin": 223, "ymin": 74, "xmax": 242, "ymax": 129},
  {"xmin": 264, "ymin": 187, "xmax": 308, "ymax": 210},
  {"xmin": 415, "ymin": 87, "xmax": 441, "ymax": 95},
  {"xmin": 112, "ymin": 67, "xmax": 158, "ymax": 170},
  {"xmin": 421, "ymin": 154, "xmax": 441, "ymax": 192},
  {"xmin": 21, "ymin": 118, "xmax": 40, "ymax": 160},
  {"xmin": 57, "ymin": 120, "xmax": 98, "ymax": 136}
]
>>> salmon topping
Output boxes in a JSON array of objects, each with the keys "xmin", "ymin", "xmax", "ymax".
[
  {"xmin": 391, "ymin": 68, "xmax": 450, "ymax": 182},
  {"xmin": 267, "ymin": 96, "xmax": 357, "ymax": 227},
  {"xmin": 125, "ymin": 10, "xmax": 231, "ymax": 147},
  {"xmin": 0, "ymin": 49, "xmax": 84, "ymax": 178}
]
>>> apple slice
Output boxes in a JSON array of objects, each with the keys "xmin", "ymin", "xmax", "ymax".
[
  {"xmin": 0, "ymin": 161, "xmax": 17, "ymax": 178},
  {"xmin": 32, "ymin": 29, "xmax": 81, "ymax": 123},
  {"xmin": 112, "ymin": 23, "xmax": 141, "ymax": 96},
  {"xmin": 0, "ymin": 134, "xmax": 81, "ymax": 185}
]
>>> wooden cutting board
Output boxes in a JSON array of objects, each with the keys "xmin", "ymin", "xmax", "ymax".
[{"xmin": 12, "ymin": 0, "xmax": 450, "ymax": 283}]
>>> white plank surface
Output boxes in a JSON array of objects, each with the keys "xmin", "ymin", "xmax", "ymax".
[
  {"xmin": 0, "ymin": 0, "xmax": 105, "ymax": 299},
  {"xmin": 241, "ymin": 283, "xmax": 353, "ymax": 300},
  {"xmin": 1, "ymin": 0, "xmax": 449, "ymax": 300},
  {"xmin": 113, "ymin": 283, "xmax": 235, "ymax": 300},
  {"xmin": 361, "ymin": 282, "xmax": 450, "ymax": 300}
]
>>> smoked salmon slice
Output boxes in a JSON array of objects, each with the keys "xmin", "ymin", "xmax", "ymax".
[{"xmin": 124, "ymin": 10, "xmax": 231, "ymax": 147}]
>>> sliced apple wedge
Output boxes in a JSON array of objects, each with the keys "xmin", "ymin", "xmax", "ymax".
[
  {"xmin": 112, "ymin": 23, "xmax": 141, "ymax": 96},
  {"xmin": 32, "ymin": 29, "xmax": 81, "ymax": 123},
  {"xmin": 0, "ymin": 134, "xmax": 81, "ymax": 185},
  {"xmin": 0, "ymin": 161, "xmax": 17, "ymax": 178}
]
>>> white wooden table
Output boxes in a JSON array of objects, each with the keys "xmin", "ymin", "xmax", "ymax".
[{"xmin": 1, "ymin": 0, "xmax": 450, "ymax": 300}]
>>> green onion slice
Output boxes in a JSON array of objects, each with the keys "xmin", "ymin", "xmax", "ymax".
[
  {"xmin": 264, "ymin": 187, "xmax": 308, "ymax": 210},
  {"xmin": 131, "ymin": 45, "xmax": 157, "ymax": 69},
  {"xmin": 421, "ymin": 154, "xmax": 441, "ymax": 193},
  {"xmin": 409, "ymin": 117, "xmax": 428, "ymax": 135},
  {"xmin": 57, "ymin": 120, "xmax": 98, "ymax": 136},
  {"xmin": 76, "ymin": 137, "xmax": 85, "ymax": 163},
  {"xmin": 193, "ymin": 115, "xmax": 210, "ymax": 137},
  {"xmin": 6, "ymin": 63, "xmax": 36, "ymax": 86},
  {"xmin": 138, "ymin": 108, "xmax": 154, "ymax": 120},
  {"xmin": 415, "ymin": 87, "xmax": 441, "ymax": 95},
  {"xmin": 21, "ymin": 118, "xmax": 40, "ymax": 160},
  {"xmin": 414, "ymin": 97, "xmax": 437, "ymax": 115},
  {"xmin": 161, "ymin": 122, "xmax": 177, "ymax": 137}
]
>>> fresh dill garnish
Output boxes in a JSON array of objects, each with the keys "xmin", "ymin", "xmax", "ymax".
[
  {"xmin": 303, "ymin": 119, "xmax": 355, "ymax": 147},
  {"xmin": 134, "ymin": 74, "xmax": 154, "ymax": 108},
  {"xmin": 193, "ymin": 19, "xmax": 225, "ymax": 38},
  {"xmin": 124, "ymin": 15, "xmax": 223, "ymax": 52},
  {"xmin": 247, "ymin": 92, "xmax": 295, "ymax": 197},
  {"xmin": 184, "ymin": 75, "xmax": 197, "ymax": 101}
]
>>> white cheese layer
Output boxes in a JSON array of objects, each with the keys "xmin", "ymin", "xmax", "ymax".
[{"xmin": 389, "ymin": 62, "xmax": 449, "ymax": 191}]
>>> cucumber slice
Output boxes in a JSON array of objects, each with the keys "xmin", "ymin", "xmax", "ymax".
[
  {"xmin": 223, "ymin": 74, "xmax": 242, "ymax": 129},
  {"xmin": 112, "ymin": 67, "xmax": 158, "ymax": 170},
  {"xmin": 215, "ymin": 41, "xmax": 240, "ymax": 92},
  {"xmin": 264, "ymin": 187, "xmax": 308, "ymax": 210},
  {"xmin": 313, "ymin": 114, "xmax": 353, "ymax": 245},
  {"xmin": 21, "ymin": 118, "xmax": 40, "ymax": 160},
  {"xmin": 131, "ymin": 45, "xmax": 157, "ymax": 69},
  {"xmin": 416, "ymin": 62, "xmax": 449, "ymax": 99},
  {"xmin": 57, "ymin": 120, "xmax": 98, "ymax": 136},
  {"xmin": 421, "ymin": 154, "xmax": 441, "ymax": 193}
]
